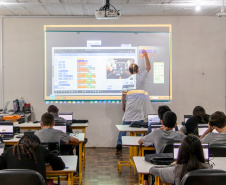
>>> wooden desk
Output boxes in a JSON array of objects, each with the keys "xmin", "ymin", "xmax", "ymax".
[
  {"xmin": 119, "ymin": 136, "xmax": 154, "ymax": 174},
  {"xmin": 4, "ymin": 133, "xmax": 85, "ymax": 185},
  {"xmin": 116, "ymin": 125, "xmax": 148, "ymax": 136},
  {"xmin": 46, "ymin": 155, "xmax": 77, "ymax": 185},
  {"xmin": 133, "ymin": 156, "xmax": 226, "ymax": 185}
]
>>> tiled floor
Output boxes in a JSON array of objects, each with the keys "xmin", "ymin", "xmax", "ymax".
[{"xmin": 61, "ymin": 147, "xmax": 139, "ymax": 185}]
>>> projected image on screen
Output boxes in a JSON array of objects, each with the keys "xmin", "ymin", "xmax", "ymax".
[
  {"xmin": 45, "ymin": 28, "xmax": 172, "ymax": 101},
  {"xmin": 106, "ymin": 58, "xmax": 134, "ymax": 79}
]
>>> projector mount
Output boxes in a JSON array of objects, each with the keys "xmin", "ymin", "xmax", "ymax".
[{"xmin": 95, "ymin": 0, "xmax": 121, "ymax": 19}]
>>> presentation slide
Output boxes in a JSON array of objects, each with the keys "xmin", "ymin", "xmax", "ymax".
[{"xmin": 45, "ymin": 28, "xmax": 171, "ymax": 101}]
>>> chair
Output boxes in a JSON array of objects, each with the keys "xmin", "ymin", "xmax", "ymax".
[
  {"xmin": 159, "ymin": 140, "xmax": 182, "ymax": 153},
  {"xmin": 0, "ymin": 169, "xmax": 46, "ymax": 185},
  {"xmin": 180, "ymin": 169, "xmax": 226, "ymax": 185},
  {"xmin": 41, "ymin": 142, "xmax": 60, "ymax": 155},
  {"xmin": 209, "ymin": 144, "xmax": 226, "ymax": 157}
]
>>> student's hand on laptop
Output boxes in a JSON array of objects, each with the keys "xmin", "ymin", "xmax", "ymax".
[{"xmin": 171, "ymin": 161, "xmax": 177, "ymax": 165}]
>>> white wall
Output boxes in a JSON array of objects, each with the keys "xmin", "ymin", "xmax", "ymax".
[{"xmin": 0, "ymin": 16, "xmax": 226, "ymax": 147}]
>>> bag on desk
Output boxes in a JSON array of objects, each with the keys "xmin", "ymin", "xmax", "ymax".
[{"xmin": 145, "ymin": 153, "xmax": 174, "ymax": 165}]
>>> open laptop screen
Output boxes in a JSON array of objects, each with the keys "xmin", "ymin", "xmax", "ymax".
[
  {"xmin": 0, "ymin": 122, "xmax": 13, "ymax": 134},
  {"xmin": 59, "ymin": 113, "xmax": 73, "ymax": 123},
  {"xmin": 53, "ymin": 125, "xmax": 67, "ymax": 133},
  {"xmin": 174, "ymin": 143, "xmax": 209, "ymax": 162},
  {"xmin": 198, "ymin": 124, "xmax": 218, "ymax": 137},
  {"xmin": 148, "ymin": 114, "xmax": 160, "ymax": 127},
  {"xmin": 184, "ymin": 115, "xmax": 192, "ymax": 123}
]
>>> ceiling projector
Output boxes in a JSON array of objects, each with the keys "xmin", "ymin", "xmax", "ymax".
[
  {"xmin": 95, "ymin": 0, "xmax": 121, "ymax": 19},
  {"xmin": 95, "ymin": 10, "xmax": 121, "ymax": 19}
]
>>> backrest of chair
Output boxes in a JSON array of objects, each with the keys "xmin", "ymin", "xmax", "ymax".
[
  {"xmin": 0, "ymin": 169, "xmax": 46, "ymax": 185},
  {"xmin": 160, "ymin": 140, "xmax": 182, "ymax": 153},
  {"xmin": 209, "ymin": 144, "xmax": 226, "ymax": 157},
  {"xmin": 41, "ymin": 142, "xmax": 59, "ymax": 155},
  {"xmin": 180, "ymin": 169, "xmax": 226, "ymax": 185}
]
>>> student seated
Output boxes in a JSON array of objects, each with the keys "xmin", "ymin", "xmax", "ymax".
[
  {"xmin": 35, "ymin": 113, "xmax": 79, "ymax": 145},
  {"xmin": 147, "ymin": 105, "xmax": 171, "ymax": 134},
  {"xmin": 0, "ymin": 134, "xmax": 65, "ymax": 181},
  {"xmin": 47, "ymin": 105, "xmax": 73, "ymax": 133},
  {"xmin": 138, "ymin": 111, "xmax": 185, "ymax": 154},
  {"xmin": 180, "ymin": 106, "xmax": 209, "ymax": 135},
  {"xmin": 149, "ymin": 135, "xmax": 210, "ymax": 185},
  {"xmin": 200, "ymin": 111, "xmax": 226, "ymax": 144}
]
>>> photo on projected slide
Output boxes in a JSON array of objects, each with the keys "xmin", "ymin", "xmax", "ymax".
[
  {"xmin": 44, "ymin": 28, "xmax": 171, "ymax": 101},
  {"xmin": 106, "ymin": 58, "xmax": 134, "ymax": 79}
]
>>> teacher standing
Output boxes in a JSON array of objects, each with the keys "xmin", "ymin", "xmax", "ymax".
[{"xmin": 116, "ymin": 50, "xmax": 155, "ymax": 151}]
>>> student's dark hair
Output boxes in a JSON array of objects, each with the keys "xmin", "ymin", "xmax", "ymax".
[
  {"xmin": 41, "ymin": 112, "xmax": 54, "ymax": 126},
  {"xmin": 162, "ymin": 111, "xmax": 176, "ymax": 128},
  {"xmin": 47, "ymin": 105, "xmax": 59, "ymax": 114},
  {"xmin": 193, "ymin": 106, "xmax": 206, "ymax": 122},
  {"xmin": 129, "ymin": 64, "xmax": 139, "ymax": 74},
  {"xmin": 158, "ymin": 105, "xmax": 171, "ymax": 120},
  {"xmin": 13, "ymin": 134, "xmax": 41, "ymax": 164},
  {"xmin": 177, "ymin": 135, "xmax": 206, "ymax": 181},
  {"xmin": 209, "ymin": 111, "xmax": 226, "ymax": 128}
]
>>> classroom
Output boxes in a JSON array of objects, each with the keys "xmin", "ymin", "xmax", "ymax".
[{"xmin": 0, "ymin": 0, "xmax": 226, "ymax": 185}]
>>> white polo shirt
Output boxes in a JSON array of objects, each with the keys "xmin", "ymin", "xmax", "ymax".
[{"xmin": 122, "ymin": 70, "xmax": 154, "ymax": 122}]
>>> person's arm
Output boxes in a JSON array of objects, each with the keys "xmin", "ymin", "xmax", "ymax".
[
  {"xmin": 69, "ymin": 136, "xmax": 79, "ymax": 144},
  {"xmin": 149, "ymin": 165, "xmax": 176, "ymax": 184},
  {"xmin": 138, "ymin": 137, "xmax": 143, "ymax": 145},
  {"xmin": 179, "ymin": 126, "xmax": 187, "ymax": 135},
  {"xmin": 200, "ymin": 124, "xmax": 214, "ymax": 140},
  {"xmin": 142, "ymin": 50, "xmax": 151, "ymax": 72},
  {"xmin": 60, "ymin": 131, "xmax": 79, "ymax": 144},
  {"xmin": 140, "ymin": 132, "xmax": 155, "ymax": 147},
  {"xmin": 44, "ymin": 147, "xmax": 65, "ymax": 170},
  {"xmin": 122, "ymin": 91, "xmax": 127, "ymax": 112}
]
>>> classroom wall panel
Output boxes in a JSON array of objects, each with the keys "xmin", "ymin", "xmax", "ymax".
[{"xmin": 0, "ymin": 16, "xmax": 226, "ymax": 147}]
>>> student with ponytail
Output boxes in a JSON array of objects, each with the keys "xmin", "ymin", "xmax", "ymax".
[{"xmin": 0, "ymin": 134, "xmax": 65, "ymax": 180}]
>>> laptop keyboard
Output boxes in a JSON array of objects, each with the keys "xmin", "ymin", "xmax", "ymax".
[{"xmin": 2, "ymin": 134, "xmax": 14, "ymax": 140}]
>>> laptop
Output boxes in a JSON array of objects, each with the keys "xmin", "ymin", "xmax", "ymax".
[
  {"xmin": 59, "ymin": 112, "xmax": 73, "ymax": 124},
  {"xmin": 173, "ymin": 143, "xmax": 209, "ymax": 163},
  {"xmin": 53, "ymin": 124, "xmax": 67, "ymax": 133},
  {"xmin": 148, "ymin": 114, "xmax": 160, "ymax": 127},
  {"xmin": 0, "ymin": 143, "xmax": 5, "ymax": 155},
  {"xmin": 184, "ymin": 115, "xmax": 192, "ymax": 123},
  {"xmin": 151, "ymin": 124, "xmax": 178, "ymax": 132},
  {"xmin": 0, "ymin": 122, "xmax": 14, "ymax": 140},
  {"xmin": 198, "ymin": 124, "xmax": 218, "ymax": 137}
]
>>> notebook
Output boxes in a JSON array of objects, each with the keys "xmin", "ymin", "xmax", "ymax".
[
  {"xmin": 198, "ymin": 124, "xmax": 218, "ymax": 137},
  {"xmin": 53, "ymin": 124, "xmax": 67, "ymax": 133},
  {"xmin": 184, "ymin": 115, "xmax": 192, "ymax": 123},
  {"xmin": 173, "ymin": 143, "xmax": 209, "ymax": 163},
  {"xmin": 148, "ymin": 114, "xmax": 160, "ymax": 127},
  {"xmin": 0, "ymin": 122, "xmax": 14, "ymax": 140},
  {"xmin": 59, "ymin": 112, "xmax": 73, "ymax": 124}
]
